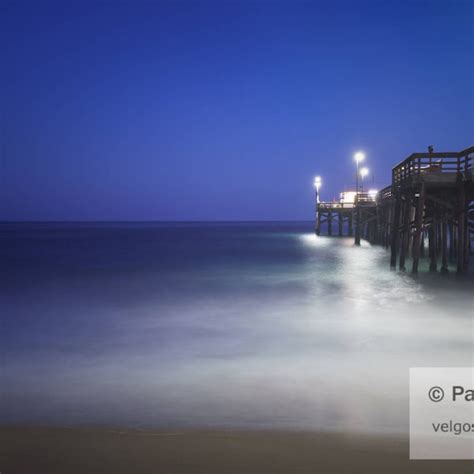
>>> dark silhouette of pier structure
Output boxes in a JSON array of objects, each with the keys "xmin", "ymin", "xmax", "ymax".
[{"xmin": 315, "ymin": 146, "xmax": 474, "ymax": 274}]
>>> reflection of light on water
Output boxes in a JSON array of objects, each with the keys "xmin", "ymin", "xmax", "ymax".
[
  {"xmin": 299, "ymin": 233, "xmax": 331, "ymax": 247},
  {"xmin": 334, "ymin": 243, "xmax": 431, "ymax": 310},
  {"xmin": 297, "ymin": 234, "xmax": 431, "ymax": 311}
]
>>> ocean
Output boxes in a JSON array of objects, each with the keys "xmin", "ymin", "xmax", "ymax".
[{"xmin": 1, "ymin": 222, "xmax": 472, "ymax": 433}]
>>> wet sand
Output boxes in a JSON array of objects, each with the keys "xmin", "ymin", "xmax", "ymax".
[{"xmin": 1, "ymin": 426, "xmax": 473, "ymax": 473}]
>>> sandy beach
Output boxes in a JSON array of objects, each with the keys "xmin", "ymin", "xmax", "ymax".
[{"xmin": 1, "ymin": 426, "xmax": 473, "ymax": 473}]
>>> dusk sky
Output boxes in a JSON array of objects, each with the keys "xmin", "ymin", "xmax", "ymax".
[{"xmin": 1, "ymin": 0, "xmax": 472, "ymax": 221}]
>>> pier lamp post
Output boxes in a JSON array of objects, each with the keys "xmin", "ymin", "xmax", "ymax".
[
  {"xmin": 314, "ymin": 176, "xmax": 322, "ymax": 235},
  {"xmin": 354, "ymin": 151, "xmax": 365, "ymax": 196},
  {"xmin": 354, "ymin": 163, "xmax": 368, "ymax": 247},
  {"xmin": 314, "ymin": 176, "xmax": 322, "ymax": 203},
  {"xmin": 360, "ymin": 167, "xmax": 369, "ymax": 193}
]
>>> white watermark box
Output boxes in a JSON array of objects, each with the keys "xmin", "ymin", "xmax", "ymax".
[{"xmin": 409, "ymin": 367, "xmax": 474, "ymax": 459}]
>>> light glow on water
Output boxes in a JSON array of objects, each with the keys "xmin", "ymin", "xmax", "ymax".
[
  {"xmin": 299, "ymin": 233, "xmax": 332, "ymax": 248},
  {"xmin": 1, "ymin": 223, "xmax": 472, "ymax": 434}
]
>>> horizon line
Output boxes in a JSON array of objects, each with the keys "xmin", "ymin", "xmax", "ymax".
[{"xmin": 0, "ymin": 219, "xmax": 314, "ymax": 224}]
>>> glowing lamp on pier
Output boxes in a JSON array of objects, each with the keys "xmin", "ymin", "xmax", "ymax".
[
  {"xmin": 368, "ymin": 189, "xmax": 378, "ymax": 200},
  {"xmin": 314, "ymin": 176, "xmax": 322, "ymax": 191},
  {"xmin": 353, "ymin": 151, "xmax": 365, "ymax": 193},
  {"xmin": 314, "ymin": 176, "xmax": 322, "ymax": 203},
  {"xmin": 359, "ymin": 167, "xmax": 369, "ymax": 192}
]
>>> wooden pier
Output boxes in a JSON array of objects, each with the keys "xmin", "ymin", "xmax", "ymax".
[{"xmin": 315, "ymin": 146, "xmax": 474, "ymax": 274}]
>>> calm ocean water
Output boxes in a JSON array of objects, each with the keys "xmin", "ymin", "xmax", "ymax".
[{"xmin": 1, "ymin": 222, "xmax": 472, "ymax": 433}]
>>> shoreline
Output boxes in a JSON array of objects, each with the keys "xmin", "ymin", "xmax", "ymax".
[{"xmin": 1, "ymin": 426, "xmax": 473, "ymax": 473}]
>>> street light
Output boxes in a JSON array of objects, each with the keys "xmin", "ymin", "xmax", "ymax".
[
  {"xmin": 314, "ymin": 176, "xmax": 323, "ymax": 236},
  {"xmin": 360, "ymin": 167, "xmax": 369, "ymax": 192},
  {"xmin": 314, "ymin": 176, "xmax": 322, "ymax": 203},
  {"xmin": 353, "ymin": 153, "xmax": 365, "ymax": 247},
  {"xmin": 354, "ymin": 151, "xmax": 365, "ymax": 195}
]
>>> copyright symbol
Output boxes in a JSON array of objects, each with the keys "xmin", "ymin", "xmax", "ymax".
[{"xmin": 428, "ymin": 386, "xmax": 444, "ymax": 402}]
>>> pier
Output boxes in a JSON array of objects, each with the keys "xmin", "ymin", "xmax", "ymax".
[{"xmin": 315, "ymin": 146, "xmax": 474, "ymax": 274}]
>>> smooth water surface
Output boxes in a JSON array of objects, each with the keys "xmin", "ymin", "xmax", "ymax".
[{"xmin": 1, "ymin": 222, "xmax": 472, "ymax": 433}]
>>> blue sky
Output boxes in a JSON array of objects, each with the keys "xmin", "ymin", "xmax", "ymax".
[{"xmin": 1, "ymin": 0, "xmax": 472, "ymax": 220}]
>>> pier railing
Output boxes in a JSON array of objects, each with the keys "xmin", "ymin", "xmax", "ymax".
[
  {"xmin": 355, "ymin": 192, "xmax": 377, "ymax": 206},
  {"xmin": 318, "ymin": 201, "xmax": 354, "ymax": 209},
  {"xmin": 318, "ymin": 192, "xmax": 377, "ymax": 209},
  {"xmin": 392, "ymin": 146, "xmax": 474, "ymax": 185}
]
